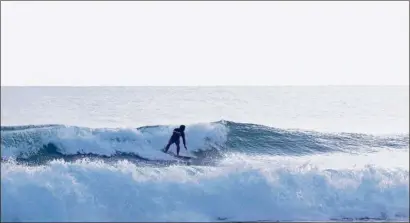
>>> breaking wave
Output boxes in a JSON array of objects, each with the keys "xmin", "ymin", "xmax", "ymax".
[{"xmin": 1, "ymin": 121, "xmax": 409, "ymax": 222}]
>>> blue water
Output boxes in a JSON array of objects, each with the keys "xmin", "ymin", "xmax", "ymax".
[{"xmin": 1, "ymin": 86, "xmax": 409, "ymax": 222}]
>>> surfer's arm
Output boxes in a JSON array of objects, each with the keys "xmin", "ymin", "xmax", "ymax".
[{"xmin": 182, "ymin": 132, "xmax": 187, "ymax": 148}]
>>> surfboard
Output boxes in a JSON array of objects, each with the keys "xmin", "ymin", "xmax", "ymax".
[
  {"xmin": 169, "ymin": 154, "xmax": 192, "ymax": 161},
  {"xmin": 161, "ymin": 148, "xmax": 196, "ymax": 160}
]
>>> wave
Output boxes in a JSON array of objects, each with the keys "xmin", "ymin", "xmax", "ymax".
[
  {"xmin": 1, "ymin": 121, "xmax": 409, "ymax": 221},
  {"xmin": 2, "ymin": 151, "xmax": 408, "ymax": 222},
  {"xmin": 1, "ymin": 120, "xmax": 408, "ymax": 165}
]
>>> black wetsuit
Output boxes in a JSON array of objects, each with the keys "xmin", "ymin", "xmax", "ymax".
[{"xmin": 164, "ymin": 128, "xmax": 186, "ymax": 155}]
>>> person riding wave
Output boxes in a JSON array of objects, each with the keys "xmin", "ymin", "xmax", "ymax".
[{"xmin": 163, "ymin": 125, "xmax": 187, "ymax": 156}]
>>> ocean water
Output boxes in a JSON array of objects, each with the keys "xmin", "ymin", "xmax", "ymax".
[{"xmin": 1, "ymin": 86, "xmax": 409, "ymax": 222}]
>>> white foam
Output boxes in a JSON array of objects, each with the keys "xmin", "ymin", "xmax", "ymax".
[
  {"xmin": 2, "ymin": 149, "xmax": 408, "ymax": 222},
  {"xmin": 2, "ymin": 122, "xmax": 228, "ymax": 160}
]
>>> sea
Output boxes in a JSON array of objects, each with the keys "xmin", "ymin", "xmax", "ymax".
[{"xmin": 1, "ymin": 86, "xmax": 409, "ymax": 222}]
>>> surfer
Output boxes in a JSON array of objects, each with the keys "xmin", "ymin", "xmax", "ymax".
[{"xmin": 163, "ymin": 125, "xmax": 187, "ymax": 156}]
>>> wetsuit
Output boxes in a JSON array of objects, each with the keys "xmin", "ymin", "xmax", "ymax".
[{"xmin": 164, "ymin": 127, "xmax": 186, "ymax": 156}]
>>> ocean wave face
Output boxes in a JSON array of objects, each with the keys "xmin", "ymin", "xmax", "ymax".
[{"xmin": 1, "ymin": 121, "xmax": 409, "ymax": 222}]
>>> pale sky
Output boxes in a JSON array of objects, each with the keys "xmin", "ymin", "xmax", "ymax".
[{"xmin": 1, "ymin": 1, "xmax": 409, "ymax": 86}]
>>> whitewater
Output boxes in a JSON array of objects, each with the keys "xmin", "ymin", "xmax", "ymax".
[{"xmin": 1, "ymin": 86, "xmax": 409, "ymax": 222}]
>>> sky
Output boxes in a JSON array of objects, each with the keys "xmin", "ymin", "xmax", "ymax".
[{"xmin": 1, "ymin": 1, "xmax": 409, "ymax": 86}]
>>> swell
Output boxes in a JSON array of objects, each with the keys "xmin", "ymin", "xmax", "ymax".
[{"xmin": 1, "ymin": 120, "xmax": 408, "ymax": 165}]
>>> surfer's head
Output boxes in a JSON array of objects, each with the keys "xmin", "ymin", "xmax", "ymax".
[{"xmin": 180, "ymin": 125, "xmax": 186, "ymax": 131}]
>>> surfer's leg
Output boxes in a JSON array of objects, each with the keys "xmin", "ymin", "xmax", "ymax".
[
  {"xmin": 175, "ymin": 140, "xmax": 181, "ymax": 156},
  {"xmin": 164, "ymin": 140, "xmax": 173, "ymax": 152}
]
